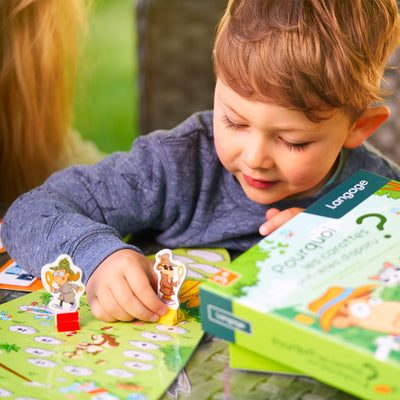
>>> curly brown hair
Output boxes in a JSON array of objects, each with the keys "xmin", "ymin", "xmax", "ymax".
[{"xmin": 214, "ymin": 0, "xmax": 400, "ymax": 123}]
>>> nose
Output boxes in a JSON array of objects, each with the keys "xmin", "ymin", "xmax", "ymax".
[{"xmin": 241, "ymin": 134, "xmax": 274, "ymax": 170}]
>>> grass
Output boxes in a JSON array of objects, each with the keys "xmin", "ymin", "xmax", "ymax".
[{"xmin": 73, "ymin": 0, "xmax": 138, "ymax": 154}]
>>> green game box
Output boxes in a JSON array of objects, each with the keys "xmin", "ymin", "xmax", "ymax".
[{"xmin": 200, "ymin": 169, "xmax": 400, "ymax": 400}]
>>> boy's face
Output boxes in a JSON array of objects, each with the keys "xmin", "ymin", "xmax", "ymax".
[{"xmin": 213, "ymin": 79, "xmax": 353, "ymax": 204}]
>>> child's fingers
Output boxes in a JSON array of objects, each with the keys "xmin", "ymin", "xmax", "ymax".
[
  {"xmin": 101, "ymin": 279, "xmax": 146, "ymax": 322},
  {"xmin": 85, "ymin": 249, "xmax": 168, "ymax": 322},
  {"xmin": 265, "ymin": 207, "xmax": 281, "ymax": 220},
  {"xmin": 87, "ymin": 291, "xmax": 119, "ymax": 322},
  {"xmin": 125, "ymin": 266, "xmax": 168, "ymax": 317},
  {"xmin": 258, "ymin": 208, "xmax": 281, "ymax": 235},
  {"xmin": 88, "ymin": 279, "xmax": 161, "ymax": 322},
  {"xmin": 259, "ymin": 208, "xmax": 282, "ymax": 236},
  {"xmin": 259, "ymin": 207, "xmax": 304, "ymax": 236}
]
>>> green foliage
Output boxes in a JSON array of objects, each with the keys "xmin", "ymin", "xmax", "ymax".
[
  {"xmin": 218, "ymin": 245, "xmax": 262, "ymax": 298},
  {"xmin": 380, "ymin": 285, "xmax": 400, "ymax": 301},
  {"xmin": 0, "ymin": 343, "xmax": 20, "ymax": 353},
  {"xmin": 375, "ymin": 181, "xmax": 400, "ymax": 199},
  {"xmin": 40, "ymin": 292, "xmax": 52, "ymax": 305},
  {"xmin": 180, "ymin": 304, "xmax": 201, "ymax": 322},
  {"xmin": 74, "ymin": 0, "xmax": 138, "ymax": 154}
]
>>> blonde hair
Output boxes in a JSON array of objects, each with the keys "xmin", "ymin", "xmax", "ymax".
[
  {"xmin": 0, "ymin": 0, "xmax": 88, "ymax": 203},
  {"xmin": 214, "ymin": 0, "xmax": 400, "ymax": 122}
]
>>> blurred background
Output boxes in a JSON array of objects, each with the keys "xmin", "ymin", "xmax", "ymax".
[
  {"xmin": 73, "ymin": 0, "xmax": 226, "ymax": 155},
  {"xmin": 72, "ymin": 0, "xmax": 400, "ymax": 163},
  {"xmin": 73, "ymin": 0, "xmax": 137, "ymax": 154}
]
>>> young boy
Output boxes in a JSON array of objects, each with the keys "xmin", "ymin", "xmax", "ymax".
[{"xmin": 3, "ymin": 0, "xmax": 400, "ymax": 324}]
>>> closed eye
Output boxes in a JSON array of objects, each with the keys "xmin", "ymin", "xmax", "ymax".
[
  {"xmin": 222, "ymin": 115, "xmax": 248, "ymax": 130},
  {"xmin": 280, "ymin": 138, "xmax": 309, "ymax": 152}
]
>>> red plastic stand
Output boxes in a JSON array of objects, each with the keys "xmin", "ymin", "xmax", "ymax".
[{"xmin": 55, "ymin": 311, "xmax": 80, "ymax": 332}]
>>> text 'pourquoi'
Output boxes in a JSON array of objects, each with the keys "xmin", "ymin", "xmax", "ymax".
[{"xmin": 271, "ymin": 228, "xmax": 370, "ymax": 274}]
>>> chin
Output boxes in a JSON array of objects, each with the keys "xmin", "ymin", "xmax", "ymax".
[
  {"xmin": 285, "ymin": 187, "xmax": 320, "ymax": 200},
  {"xmin": 245, "ymin": 192, "xmax": 282, "ymax": 205}
]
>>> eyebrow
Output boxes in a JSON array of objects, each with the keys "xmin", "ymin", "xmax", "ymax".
[
  {"xmin": 274, "ymin": 126, "xmax": 314, "ymax": 134},
  {"xmin": 219, "ymin": 88, "xmax": 324, "ymax": 135},
  {"xmin": 222, "ymin": 102, "xmax": 248, "ymax": 121},
  {"xmin": 224, "ymin": 104, "xmax": 315, "ymax": 134}
]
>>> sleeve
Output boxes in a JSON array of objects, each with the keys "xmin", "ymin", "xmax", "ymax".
[{"xmin": 1, "ymin": 135, "xmax": 168, "ymax": 283}]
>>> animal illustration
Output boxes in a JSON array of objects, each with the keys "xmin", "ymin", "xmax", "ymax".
[
  {"xmin": 154, "ymin": 249, "xmax": 186, "ymax": 308},
  {"xmin": 370, "ymin": 262, "xmax": 400, "ymax": 287},
  {"xmin": 63, "ymin": 333, "xmax": 119, "ymax": 359}
]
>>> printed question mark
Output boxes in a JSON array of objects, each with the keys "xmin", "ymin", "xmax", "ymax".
[
  {"xmin": 362, "ymin": 362, "xmax": 378, "ymax": 381},
  {"xmin": 356, "ymin": 213, "xmax": 391, "ymax": 238}
]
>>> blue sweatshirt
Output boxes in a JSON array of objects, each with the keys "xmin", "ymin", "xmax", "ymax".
[{"xmin": 3, "ymin": 111, "xmax": 400, "ymax": 283}]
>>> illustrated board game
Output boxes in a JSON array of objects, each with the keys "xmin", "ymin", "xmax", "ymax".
[
  {"xmin": 200, "ymin": 170, "xmax": 400, "ymax": 400},
  {"xmin": 0, "ymin": 248, "xmax": 231, "ymax": 400}
]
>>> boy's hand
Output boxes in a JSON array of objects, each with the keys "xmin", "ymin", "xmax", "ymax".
[
  {"xmin": 259, "ymin": 207, "xmax": 304, "ymax": 236},
  {"xmin": 86, "ymin": 249, "xmax": 168, "ymax": 322}
]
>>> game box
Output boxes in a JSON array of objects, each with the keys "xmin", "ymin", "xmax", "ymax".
[{"xmin": 200, "ymin": 170, "xmax": 400, "ymax": 400}]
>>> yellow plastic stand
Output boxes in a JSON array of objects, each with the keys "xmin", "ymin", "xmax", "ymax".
[{"xmin": 158, "ymin": 307, "xmax": 185, "ymax": 326}]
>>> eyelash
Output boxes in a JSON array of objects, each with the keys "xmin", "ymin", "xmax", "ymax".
[
  {"xmin": 222, "ymin": 115, "xmax": 309, "ymax": 151},
  {"xmin": 222, "ymin": 115, "xmax": 247, "ymax": 130},
  {"xmin": 281, "ymin": 140, "xmax": 309, "ymax": 152}
]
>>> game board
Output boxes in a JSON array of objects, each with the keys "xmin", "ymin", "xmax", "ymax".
[{"xmin": 0, "ymin": 248, "xmax": 230, "ymax": 400}]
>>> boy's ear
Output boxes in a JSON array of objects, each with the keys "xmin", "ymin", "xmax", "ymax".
[{"xmin": 343, "ymin": 106, "xmax": 390, "ymax": 149}]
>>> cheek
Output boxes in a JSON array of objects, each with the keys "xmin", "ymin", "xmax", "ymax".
[
  {"xmin": 283, "ymin": 157, "xmax": 321, "ymax": 183},
  {"xmin": 284, "ymin": 151, "xmax": 336, "ymax": 185},
  {"xmin": 213, "ymin": 129, "xmax": 232, "ymax": 168}
]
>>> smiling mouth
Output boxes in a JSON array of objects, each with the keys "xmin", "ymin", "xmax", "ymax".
[{"xmin": 243, "ymin": 174, "xmax": 278, "ymax": 190}]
